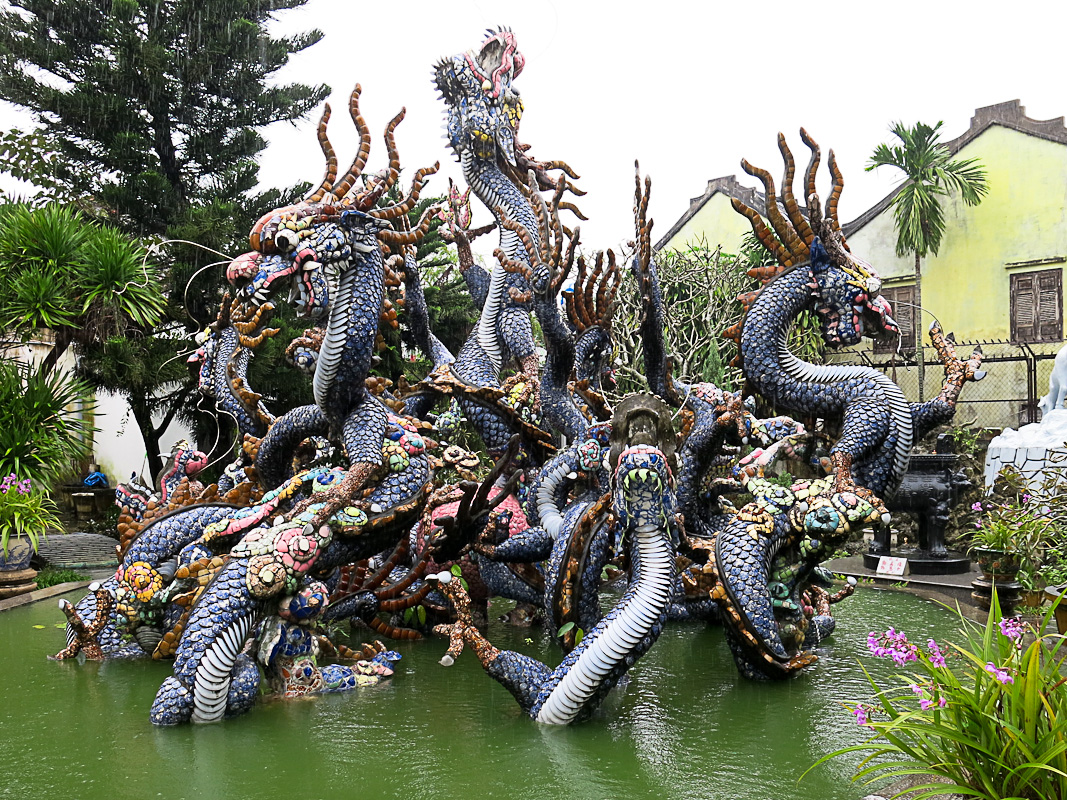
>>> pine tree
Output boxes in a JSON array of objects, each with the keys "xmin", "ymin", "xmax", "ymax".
[{"xmin": 0, "ymin": 0, "xmax": 328, "ymax": 466}]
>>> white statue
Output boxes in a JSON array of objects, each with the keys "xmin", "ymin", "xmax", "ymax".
[{"xmin": 1039, "ymin": 342, "xmax": 1067, "ymax": 418}]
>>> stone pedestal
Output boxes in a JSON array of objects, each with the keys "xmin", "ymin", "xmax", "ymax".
[
  {"xmin": 868, "ymin": 444, "xmax": 972, "ymax": 575},
  {"xmin": 971, "ymin": 577, "xmax": 1022, "ymax": 615},
  {"xmin": 0, "ymin": 568, "xmax": 38, "ymax": 599},
  {"xmin": 984, "ymin": 408, "xmax": 1067, "ymax": 489}
]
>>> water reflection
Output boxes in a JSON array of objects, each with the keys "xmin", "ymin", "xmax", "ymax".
[{"xmin": 0, "ymin": 588, "xmax": 958, "ymax": 800}]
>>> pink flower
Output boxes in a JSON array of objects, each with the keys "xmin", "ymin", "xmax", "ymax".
[
  {"xmin": 971, "ymin": 502, "xmax": 983, "ymax": 511},
  {"xmin": 868, "ymin": 628, "xmax": 919, "ymax": 666},
  {"xmin": 852, "ymin": 705, "xmax": 872, "ymax": 726},
  {"xmin": 999, "ymin": 618, "xmax": 1026, "ymax": 642},
  {"xmin": 985, "ymin": 662, "xmax": 1014, "ymax": 685},
  {"xmin": 927, "ymin": 639, "xmax": 947, "ymax": 668}
]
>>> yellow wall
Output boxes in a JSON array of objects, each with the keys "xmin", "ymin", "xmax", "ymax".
[
  {"xmin": 660, "ymin": 192, "xmax": 756, "ymax": 255},
  {"xmin": 848, "ymin": 125, "xmax": 1067, "ymax": 341}
]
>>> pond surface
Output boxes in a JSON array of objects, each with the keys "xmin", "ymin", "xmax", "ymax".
[{"xmin": 0, "ymin": 588, "xmax": 961, "ymax": 800}]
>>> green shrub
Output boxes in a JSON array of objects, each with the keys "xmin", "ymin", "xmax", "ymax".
[{"xmin": 35, "ymin": 566, "xmax": 88, "ymax": 588}]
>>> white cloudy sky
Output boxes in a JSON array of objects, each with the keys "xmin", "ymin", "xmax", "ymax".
[{"xmin": 3, "ymin": 0, "xmax": 1065, "ymax": 257}]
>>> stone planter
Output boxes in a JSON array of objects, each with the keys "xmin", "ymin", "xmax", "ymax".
[
  {"xmin": 971, "ymin": 547, "xmax": 1022, "ymax": 615},
  {"xmin": 0, "ymin": 538, "xmax": 34, "ymax": 570},
  {"xmin": 973, "ymin": 547, "xmax": 1021, "ymax": 581},
  {"xmin": 0, "ymin": 540, "xmax": 38, "ymax": 599},
  {"xmin": 1044, "ymin": 585, "xmax": 1067, "ymax": 635},
  {"xmin": 1021, "ymin": 589, "xmax": 1046, "ymax": 608}
]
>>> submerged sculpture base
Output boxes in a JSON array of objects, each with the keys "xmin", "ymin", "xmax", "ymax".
[{"xmin": 862, "ymin": 549, "xmax": 971, "ymax": 575}]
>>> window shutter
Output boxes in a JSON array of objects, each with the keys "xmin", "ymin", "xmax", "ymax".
[
  {"xmin": 1012, "ymin": 269, "xmax": 1063, "ymax": 343},
  {"xmin": 875, "ymin": 285, "xmax": 915, "ymax": 354},
  {"xmin": 1037, "ymin": 269, "xmax": 1063, "ymax": 341},
  {"xmin": 1011, "ymin": 272, "xmax": 1036, "ymax": 342}
]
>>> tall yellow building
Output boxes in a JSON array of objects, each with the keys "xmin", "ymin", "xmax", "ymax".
[{"xmin": 659, "ymin": 101, "xmax": 1067, "ymax": 428}]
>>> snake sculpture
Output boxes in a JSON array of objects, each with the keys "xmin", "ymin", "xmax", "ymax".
[
  {"xmin": 431, "ymin": 396, "xmax": 679, "ymax": 724},
  {"xmin": 114, "ymin": 439, "xmax": 209, "ymax": 523}
]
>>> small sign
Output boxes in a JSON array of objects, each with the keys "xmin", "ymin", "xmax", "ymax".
[{"xmin": 876, "ymin": 556, "xmax": 909, "ymax": 577}]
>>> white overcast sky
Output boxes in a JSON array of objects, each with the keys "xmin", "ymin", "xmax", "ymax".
[{"xmin": 3, "ymin": 0, "xmax": 1066, "ymax": 259}]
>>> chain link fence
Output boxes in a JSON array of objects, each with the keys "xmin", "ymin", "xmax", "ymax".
[{"xmin": 832, "ymin": 338, "xmax": 1065, "ymax": 432}]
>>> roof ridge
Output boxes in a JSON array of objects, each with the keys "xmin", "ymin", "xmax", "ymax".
[{"xmin": 846, "ymin": 99, "xmax": 1067, "ymax": 235}]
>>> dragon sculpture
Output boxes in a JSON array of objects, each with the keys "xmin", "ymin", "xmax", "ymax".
[
  {"xmin": 430, "ymin": 28, "xmax": 585, "ymax": 459},
  {"xmin": 53, "ymin": 29, "xmax": 995, "ymax": 729},
  {"xmin": 432, "ymin": 394, "xmax": 679, "ymax": 724},
  {"xmin": 114, "ymin": 439, "xmax": 209, "ymax": 524},
  {"xmin": 686, "ymin": 131, "xmax": 986, "ymax": 678}
]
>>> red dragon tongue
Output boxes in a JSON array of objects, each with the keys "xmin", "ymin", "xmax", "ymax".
[{"xmin": 867, "ymin": 295, "xmax": 900, "ymax": 336}]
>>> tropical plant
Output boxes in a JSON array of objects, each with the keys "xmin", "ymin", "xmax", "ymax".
[
  {"xmin": 0, "ymin": 202, "xmax": 166, "ymax": 373},
  {"xmin": 971, "ymin": 466, "xmax": 1067, "ymax": 589},
  {"xmin": 0, "ymin": 358, "xmax": 95, "ymax": 486},
  {"xmin": 867, "ymin": 121, "xmax": 988, "ymax": 401},
  {"xmin": 810, "ymin": 593, "xmax": 1067, "ymax": 799},
  {"xmin": 0, "ymin": 473, "xmax": 62, "ymax": 557}
]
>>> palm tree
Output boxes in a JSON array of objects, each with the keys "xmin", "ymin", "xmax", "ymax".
[{"xmin": 867, "ymin": 121, "xmax": 988, "ymax": 401}]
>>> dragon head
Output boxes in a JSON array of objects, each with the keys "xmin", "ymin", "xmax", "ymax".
[
  {"xmin": 810, "ymin": 238, "xmax": 899, "ymax": 348},
  {"xmin": 245, "ymin": 88, "xmax": 438, "ymax": 316},
  {"xmin": 435, "ymin": 28, "xmax": 525, "ymax": 167},
  {"xmin": 730, "ymin": 130, "xmax": 901, "ymax": 351},
  {"xmin": 613, "ymin": 444, "xmax": 675, "ymax": 533}
]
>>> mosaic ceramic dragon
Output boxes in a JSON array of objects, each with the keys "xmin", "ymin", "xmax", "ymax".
[
  {"xmin": 53, "ymin": 28, "xmax": 997, "ymax": 729},
  {"xmin": 432, "ymin": 396, "xmax": 679, "ymax": 724},
  {"xmin": 114, "ymin": 439, "xmax": 209, "ymax": 523},
  {"xmin": 692, "ymin": 131, "xmax": 987, "ymax": 678},
  {"xmin": 428, "ymin": 28, "xmax": 585, "ymax": 459}
]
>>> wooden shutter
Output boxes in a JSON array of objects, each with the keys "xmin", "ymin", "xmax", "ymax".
[
  {"xmin": 1037, "ymin": 269, "xmax": 1063, "ymax": 341},
  {"xmin": 1012, "ymin": 269, "xmax": 1063, "ymax": 342},
  {"xmin": 874, "ymin": 285, "xmax": 915, "ymax": 354}
]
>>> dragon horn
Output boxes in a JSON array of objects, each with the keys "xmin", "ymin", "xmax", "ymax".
[
  {"xmin": 307, "ymin": 104, "xmax": 337, "ymax": 202},
  {"xmin": 777, "ymin": 133, "xmax": 814, "ymax": 249},
  {"xmin": 740, "ymin": 156, "xmax": 806, "ymax": 262},
  {"xmin": 334, "ymin": 85, "xmax": 372, "ymax": 198}
]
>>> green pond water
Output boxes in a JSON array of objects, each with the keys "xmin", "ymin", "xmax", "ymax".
[{"xmin": 0, "ymin": 588, "xmax": 962, "ymax": 800}]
